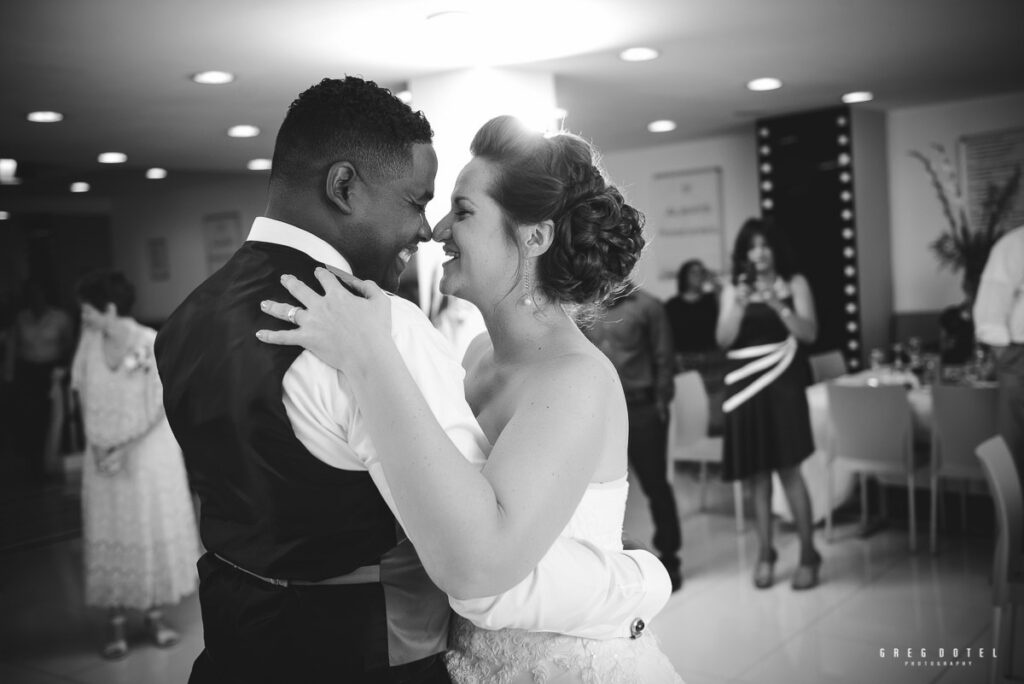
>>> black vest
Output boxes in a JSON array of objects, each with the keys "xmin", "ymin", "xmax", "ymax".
[{"xmin": 155, "ymin": 242, "xmax": 398, "ymax": 581}]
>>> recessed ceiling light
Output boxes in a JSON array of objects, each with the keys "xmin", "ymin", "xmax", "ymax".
[
  {"xmin": 146, "ymin": 168, "xmax": 167, "ymax": 179},
  {"xmin": 619, "ymin": 47, "xmax": 659, "ymax": 62},
  {"xmin": 396, "ymin": 90, "xmax": 413, "ymax": 104},
  {"xmin": 191, "ymin": 70, "xmax": 235, "ymax": 85},
  {"xmin": 98, "ymin": 152, "xmax": 127, "ymax": 164},
  {"xmin": 70, "ymin": 182, "xmax": 90, "ymax": 193},
  {"xmin": 747, "ymin": 77, "xmax": 783, "ymax": 92},
  {"xmin": 842, "ymin": 91, "xmax": 874, "ymax": 104},
  {"xmin": 647, "ymin": 120, "xmax": 677, "ymax": 133},
  {"xmin": 247, "ymin": 159, "xmax": 272, "ymax": 171},
  {"xmin": 27, "ymin": 111, "xmax": 63, "ymax": 123},
  {"xmin": 0, "ymin": 211, "xmax": 9, "ymax": 220},
  {"xmin": 227, "ymin": 125, "xmax": 261, "ymax": 138}
]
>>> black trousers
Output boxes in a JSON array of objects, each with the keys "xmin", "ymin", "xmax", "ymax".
[
  {"xmin": 189, "ymin": 554, "xmax": 451, "ymax": 684},
  {"xmin": 626, "ymin": 402, "xmax": 682, "ymax": 564},
  {"xmin": 12, "ymin": 360, "xmax": 57, "ymax": 481}
]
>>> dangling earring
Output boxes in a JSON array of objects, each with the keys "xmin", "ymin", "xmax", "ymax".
[{"xmin": 518, "ymin": 267, "xmax": 535, "ymax": 307}]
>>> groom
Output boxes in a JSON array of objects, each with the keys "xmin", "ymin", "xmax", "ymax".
[{"xmin": 156, "ymin": 77, "xmax": 669, "ymax": 684}]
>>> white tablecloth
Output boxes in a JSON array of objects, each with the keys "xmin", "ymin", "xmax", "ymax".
[{"xmin": 771, "ymin": 377, "xmax": 932, "ymax": 523}]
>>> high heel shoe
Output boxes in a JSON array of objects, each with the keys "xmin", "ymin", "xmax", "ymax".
[
  {"xmin": 145, "ymin": 610, "xmax": 180, "ymax": 648},
  {"xmin": 101, "ymin": 613, "xmax": 128, "ymax": 660},
  {"xmin": 791, "ymin": 550, "xmax": 823, "ymax": 591},
  {"xmin": 753, "ymin": 548, "xmax": 778, "ymax": 589}
]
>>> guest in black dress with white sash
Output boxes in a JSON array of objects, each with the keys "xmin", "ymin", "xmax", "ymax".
[{"xmin": 716, "ymin": 218, "xmax": 822, "ymax": 591}]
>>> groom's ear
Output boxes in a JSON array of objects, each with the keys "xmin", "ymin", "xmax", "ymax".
[
  {"xmin": 326, "ymin": 162, "xmax": 357, "ymax": 214},
  {"xmin": 521, "ymin": 220, "xmax": 554, "ymax": 258}
]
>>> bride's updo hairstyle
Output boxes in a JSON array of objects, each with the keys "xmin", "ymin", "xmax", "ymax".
[{"xmin": 469, "ymin": 115, "xmax": 645, "ymax": 308}]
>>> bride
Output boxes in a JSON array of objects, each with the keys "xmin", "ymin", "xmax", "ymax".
[{"xmin": 258, "ymin": 115, "xmax": 683, "ymax": 683}]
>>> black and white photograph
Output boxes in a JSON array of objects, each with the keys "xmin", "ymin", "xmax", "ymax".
[{"xmin": 1, "ymin": 1, "xmax": 1022, "ymax": 682}]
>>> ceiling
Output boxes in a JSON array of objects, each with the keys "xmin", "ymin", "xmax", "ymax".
[{"xmin": 1, "ymin": 0, "xmax": 1022, "ymax": 189}]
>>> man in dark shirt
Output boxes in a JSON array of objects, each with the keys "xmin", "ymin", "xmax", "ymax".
[{"xmin": 586, "ymin": 288, "xmax": 683, "ymax": 591}]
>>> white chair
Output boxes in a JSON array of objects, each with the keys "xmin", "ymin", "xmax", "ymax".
[
  {"xmin": 667, "ymin": 371, "xmax": 744, "ymax": 532},
  {"xmin": 808, "ymin": 349, "xmax": 848, "ymax": 384},
  {"xmin": 975, "ymin": 436, "xmax": 1023, "ymax": 684},
  {"xmin": 825, "ymin": 384, "xmax": 928, "ymax": 551},
  {"xmin": 930, "ymin": 384, "xmax": 998, "ymax": 553}
]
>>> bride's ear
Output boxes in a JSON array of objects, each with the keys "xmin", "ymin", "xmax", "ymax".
[{"xmin": 520, "ymin": 220, "xmax": 554, "ymax": 258}]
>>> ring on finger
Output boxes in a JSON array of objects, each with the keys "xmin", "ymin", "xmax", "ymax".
[{"xmin": 286, "ymin": 305, "xmax": 301, "ymax": 325}]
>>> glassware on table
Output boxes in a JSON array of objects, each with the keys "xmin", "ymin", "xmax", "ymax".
[{"xmin": 891, "ymin": 342, "xmax": 906, "ymax": 372}]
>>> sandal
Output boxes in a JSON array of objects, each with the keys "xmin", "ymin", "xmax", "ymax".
[
  {"xmin": 792, "ymin": 550, "xmax": 823, "ymax": 591},
  {"xmin": 101, "ymin": 614, "xmax": 128, "ymax": 660},
  {"xmin": 145, "ymin": 610, "xmax": 180, "ymax": 648},
  {"xmin": 753, "ymin": 548, "xmax": 778, "ymax": 589}
]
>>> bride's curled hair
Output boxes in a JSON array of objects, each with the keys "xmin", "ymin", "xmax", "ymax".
[{"xmin": 470, "ymin": 116, "xmax": 645, "ymax": 307}]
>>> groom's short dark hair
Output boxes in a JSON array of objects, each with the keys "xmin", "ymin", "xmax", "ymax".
[{"xmin": 270, "ymin": 76, "xmax": 433, "ymax": 189}]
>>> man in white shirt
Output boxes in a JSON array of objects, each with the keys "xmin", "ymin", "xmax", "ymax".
[
  {"xmin": 156, "ymin": 77, "xmax": 669, "ymax": 684},
  {"xmin": 974, "ymin": 224, "xmax": 1024, "ymax": 471}
]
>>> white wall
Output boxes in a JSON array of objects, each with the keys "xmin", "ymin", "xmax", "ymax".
[
  {"xmin": 887, "ymin": 90, "xmax": 1024, "ymax": 312},
  {"xmin": 601, "ymin": 129, "xmax": 760, "ymax": 300},
  {"xmin": 108, "ymin": 172, "xmax": 267, "ymax": 321}
]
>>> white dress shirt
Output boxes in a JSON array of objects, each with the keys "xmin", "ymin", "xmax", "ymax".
[
  {"xmin": 975, "ymin": 225, "xmax": 1024, "ymax": 346},
  {"xmin": 247, "ymin": 217, "xmax": 669, "ymax": 639}
]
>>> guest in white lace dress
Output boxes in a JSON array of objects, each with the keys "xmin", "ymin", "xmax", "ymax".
[
  {"xmin": 71, "ymin": 271, "xmax": 200, "ymax": 659},
  {"xmin": 258, "ymin": 116, "xmax": 684, "ymax": 682}
]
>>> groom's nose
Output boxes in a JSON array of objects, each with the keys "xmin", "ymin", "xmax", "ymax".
[{"xmin": 432, "ymin": 214, "xmax": 452, "ymax": 242}]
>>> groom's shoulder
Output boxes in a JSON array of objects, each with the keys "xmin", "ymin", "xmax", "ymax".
[{"xmin": 386, "ymin": 293, "xmax": 433, "ymax": 331}]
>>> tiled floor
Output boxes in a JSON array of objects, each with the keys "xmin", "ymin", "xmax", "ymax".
[{"xmin": 0, "ymin": 463, "xmax": 999, "ymax": 684}]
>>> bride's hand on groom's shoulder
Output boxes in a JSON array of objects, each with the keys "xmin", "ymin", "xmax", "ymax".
[{"xmin": 256, "ymin": 267, "xmax": 392, "ymax": 371}]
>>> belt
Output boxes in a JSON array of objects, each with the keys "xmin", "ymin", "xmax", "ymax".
[{"xmin": 214, "ymin": 553, "xmax": 381, "ymax": 587}]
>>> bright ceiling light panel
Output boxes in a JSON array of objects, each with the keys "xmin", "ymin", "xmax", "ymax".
[
  {"xmin": 619, "ymin": 47, "xmax": 659, "ymax": 62},
  {"xmin": 747, "ymin": 77, "xmax": 783, "ymax": 91},
  {"xmin": 192, "ymin": 70, "xmax": 235, "ymax": 85},
  {"xmin": 247, "ymin": 159, "xmax": 272, "ymax": 171},
  {"xmin": 647, "ymin": 119, "xmax": 677, "ymax": 133},
  {"xmin": 396, "ymin": 90, "xmax": 413, "ymax": 104},
  {"xmin": 0, "ymin": 211, "xmax": 10, "ymax": 220},
  {"xmin": 70, "ymin": 182, "xmax": 90, "ymax": 193},
  {"xmin": 27, "ymin": 111, "xmax": 63, "ymax": 123},
  {"xmin": 98, "ymin": 152, "xmax": 127, "ymax": 164},
  {"xmin": 146, "ymin": 168, "xmax": 167, "ymax": 179},
  {"xmin": 842, "ymin": 91, "xmax": 874, "ymax": 103}
]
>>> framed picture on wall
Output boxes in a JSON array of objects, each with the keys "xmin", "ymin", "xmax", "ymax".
[
  {"xmin": 649, "ymin": 167, "xmax": 725, "ymax": 284},
  {"xmin": 202, "ymin": 211, "xmax": 244, "ymax": 275},
  {"xmin": 960, "ymin": 126, "xmax": 1024, "ymax": 231}
]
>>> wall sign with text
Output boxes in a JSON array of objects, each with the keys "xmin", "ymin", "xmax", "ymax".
[{"xmin": 650, "ymin": 167, "xmax": 725, "ymax": 282}]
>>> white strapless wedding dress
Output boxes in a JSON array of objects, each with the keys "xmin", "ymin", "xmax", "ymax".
[{"xmin": 445, "ymin": 476, "xmax": 684, "ymax": 683}]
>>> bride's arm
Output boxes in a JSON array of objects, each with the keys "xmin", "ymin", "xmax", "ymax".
[{"xmin": 259, "ymin": 270, "xmax": 612, "ymax": 599}]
